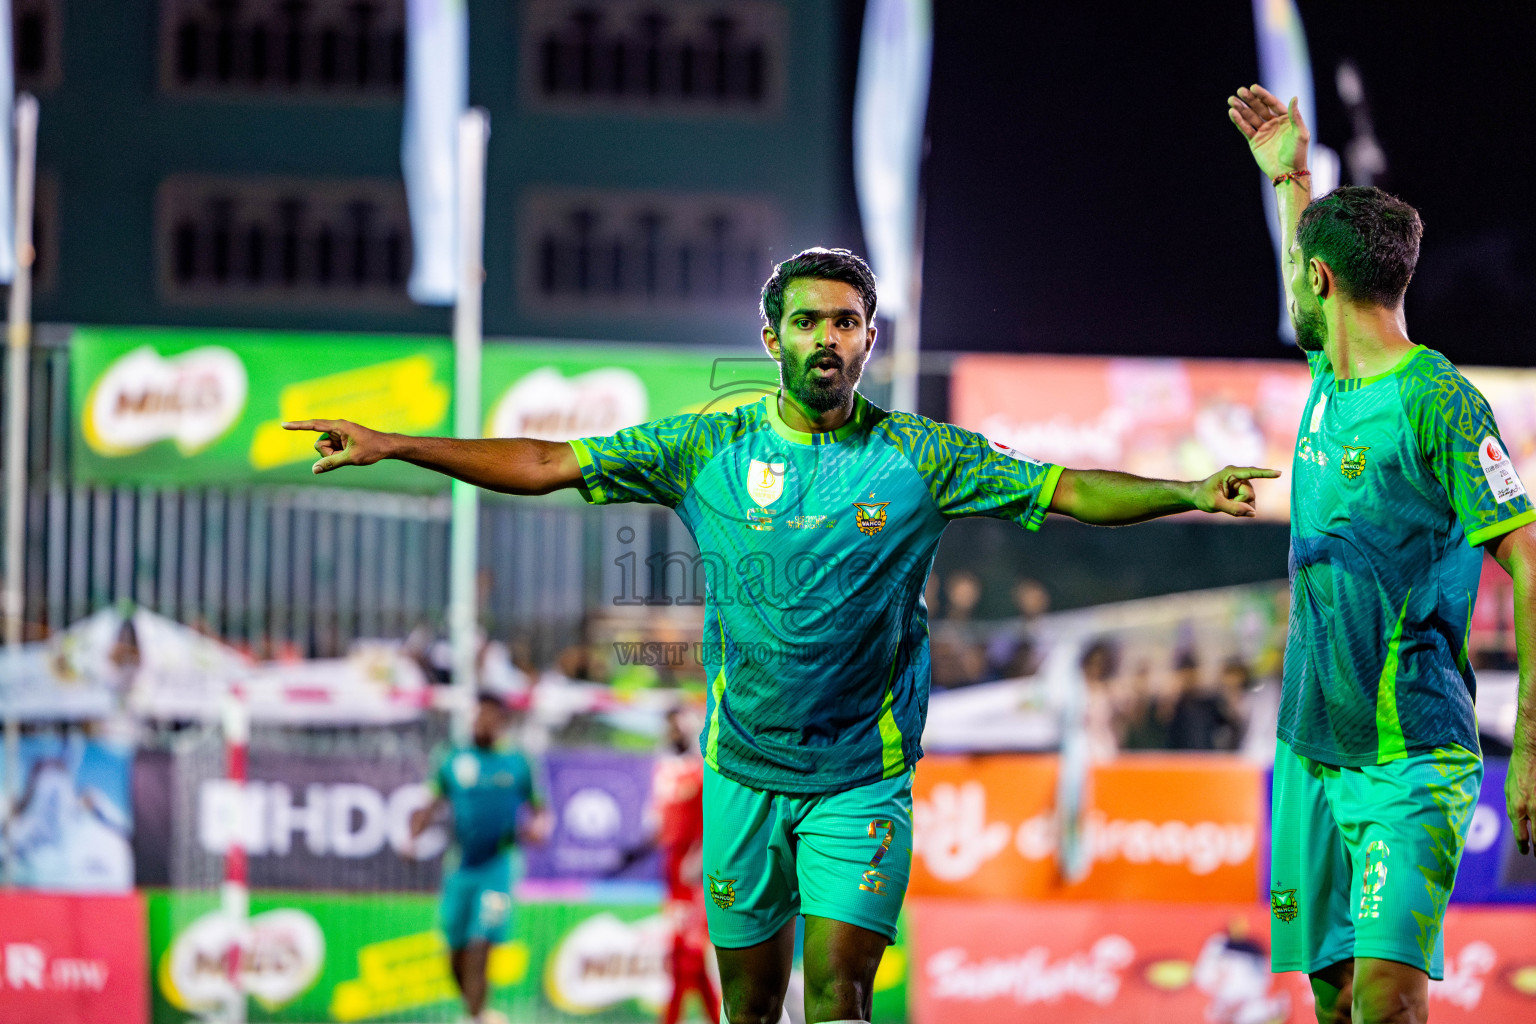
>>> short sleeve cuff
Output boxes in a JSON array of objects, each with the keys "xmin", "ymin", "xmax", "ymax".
[
  {"xmin": 1466, "ymin": 507, "xmax": 1536, "ymax": 548},
  {"xmin": 1023, "ymin": 464, "xmax": 1065, "ymax": 532},
  {"xmin": 567, "ymin": 439, "xmax": 608, "ymax": 505}
]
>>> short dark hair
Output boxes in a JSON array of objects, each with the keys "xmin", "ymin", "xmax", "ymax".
[
  {"xmin": 1296, "ymin": 185, "xmax": 1423, "ymax": 307},
  {"xmin": 759, "ymin": 247, "xmax": 878, "ymax": 329}
]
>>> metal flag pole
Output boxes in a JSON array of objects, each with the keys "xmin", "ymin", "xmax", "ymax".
[
  {"xmin": 220, "ymin": 684, "xmax": 250, "ymax": 1024},
  {"xmin": 449, "ymin": 107, "xmax": 489, "ymax": 743},
  {"xmin": 852, "ymin": 0, "xmax": 931, "ymax": 414},
  {"xmin": 3, "ymin": 93, "xmax": 39, "ymax": 887},
  {"xmin": 3, "ymin": 93, "xmax": 37, "ymax": 646}
]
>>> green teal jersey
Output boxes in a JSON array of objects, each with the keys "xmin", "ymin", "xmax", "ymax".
[
  {"xmin": 428, "ymin": 744, "xmax": 538, "ymax": 867},
  {"xmin": 570, "ymin": 393, "xmax": 1062, "ymax": 794},
  {"xmin": 1283, "ymin": 346, "xmax": 1536, "ymax": 766}
]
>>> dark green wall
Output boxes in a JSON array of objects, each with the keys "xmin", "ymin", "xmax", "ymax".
[{"xmin": 33, "ymin": 0, "xmax": 852, "ymax": 345}]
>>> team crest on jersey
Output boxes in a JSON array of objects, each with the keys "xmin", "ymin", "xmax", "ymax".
[
  {"xmin": 851, "ymin": 502, "xmax": 890, "ymax": 537},
  {"xmin": 1340, "ymin": 446, "xmax": 1370, "ymax": 480},
  {"xmin": 747, "ymin": 459, "xmax": 786, "ymax": 507},
  {"xmin": 707, "ymin": 874, "xmax": 737, "ymax": 910},
  {"xmin": 1270, "ymin": 888, "xmax": 1299, "ymax": 924},
  {"xmin": 452, "ymin": 752, "xmax": 480, "ymax": 788}
]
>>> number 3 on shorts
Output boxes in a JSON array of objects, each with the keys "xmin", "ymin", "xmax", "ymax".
[{"xmin": 860, "ymin": 820, "xmax": 895, "ymax": 894}]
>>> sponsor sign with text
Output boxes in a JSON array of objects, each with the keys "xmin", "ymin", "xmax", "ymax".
[
  {"xmin": 146, "ymin": 887, "xmax": 908, "ymax": 1023},
  {"xmin": 911, "ymin": 755, "xmax": 1261, "ymax": 902},
  {"xmin": 951, "ymin": 354, "xmax": 1536, "ymax": 523},
  {"xmin": 0, "ymin": 892, "xmax": 148, "ymax": 1024},
  {"xmin": 70, "ymin": 327, "xmax": 767, "ymax": 489},
  {"xmin": 910, "ymin": 899, "xmax": 1536, "ymax": 1024},
  {"xmin": 133, "ymin": 747, "xmax": 444, "ymax": 892}
]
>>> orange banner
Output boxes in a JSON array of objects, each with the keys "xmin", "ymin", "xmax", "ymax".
[
  {"xmin": 909, "ymin": 900, "xmax": 1536, "ymax": 1024},
  {"xmin": 950, "ymin": 354, "xmax": 1536, "ymax": 523},
  {"xmin": 912, "ymin": 755, "xmax": 1261, "ymax": 902}
]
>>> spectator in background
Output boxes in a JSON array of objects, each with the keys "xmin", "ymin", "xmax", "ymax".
[
  {"xmin": 1080, "ymin": 639, "xmax": 1123, "ymax": 761},
  {"xmin": 1218, "ymin": 657, "xmax": 1256, "ymax": 737},
  {"xmin": 1168, "ymin": 650, "xmax": 1241, "ymax": 751},
  {"xmin": 930, "ymin": 570, "xmax": 988, "ymax": 688},
  {"xmin": 987, "ymin": 577, "xmax": 1051, "ymax": 680},
  {"xmin": 1121, "ymin": 659, "xmax": 1176, "ymax": 750}
]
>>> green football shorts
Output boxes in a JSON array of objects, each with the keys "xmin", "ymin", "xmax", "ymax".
[
  {"xmin": 441, "ymin": 853, "xmax": 513, "ymax": 950},
  {"xmin": 1269, "ymin": 738, "xmax": 1481, "ymax": 980},
  {"xmin": 701, "ymin": 764, "xmax": 914, "ymax": 948}
]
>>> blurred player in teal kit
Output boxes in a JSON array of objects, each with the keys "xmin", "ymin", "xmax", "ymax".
[
  {"xmin": 410, "ymin": 693, "xmax": 546, "ymax": 1024},
  {"xmin": 286, "ymin": 250, "xmax": 1278, "ymax": 1024},
  {"xmin": 1228, "ymin": 85, "xmax": 1536, "ymax": 1024}
]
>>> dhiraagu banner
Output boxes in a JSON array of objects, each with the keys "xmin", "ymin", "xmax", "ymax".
[{"xmin": 70, "ymin": 326, "xmax": 770, "ymax": 490}]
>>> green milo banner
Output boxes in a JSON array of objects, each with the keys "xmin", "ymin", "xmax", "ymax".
[
  {"xmin": 144, "ymin": 889, "xmax": 909, "ymax": 1024},
  {"xmin": 70, "ymin": 326, "xmax": 771, "ymax": 491}
]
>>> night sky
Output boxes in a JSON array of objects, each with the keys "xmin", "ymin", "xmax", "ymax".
[{"xmin": 916, "ymin": 1, "xmax": 1536, "ymax": 368}]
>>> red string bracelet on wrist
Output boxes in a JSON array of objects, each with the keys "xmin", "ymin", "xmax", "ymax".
[{"xmin": 1272, "ymin": 170, "xmax": 1312, "ymax": 187}]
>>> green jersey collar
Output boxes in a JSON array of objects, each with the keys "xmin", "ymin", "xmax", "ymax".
[
  {"xmin": 763, "ymin": 391, "xmax": 870, "ymax": 446},
  {"xmin": 1335, "ymin": 345, "xmax": 1427, "ymax": 393}
]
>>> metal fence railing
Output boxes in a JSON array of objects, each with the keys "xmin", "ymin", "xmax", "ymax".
[{"xmin": 1, "ymin": 327, "xmax": 690, "ymax": 659}]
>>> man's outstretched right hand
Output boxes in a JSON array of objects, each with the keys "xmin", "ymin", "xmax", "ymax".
[
  {"xmin": 1227, "ymin": 83, "xmax": 1310, "ymax": 181},
  {"xmin": 282, "ymin": 418, "xmax": 394, "ymax": 474}
]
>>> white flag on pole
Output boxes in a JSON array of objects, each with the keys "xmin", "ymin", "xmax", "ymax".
[
  {"xmin": 853, "ymin": 0, "xmax": 932, "ymax": 319},
  {"xmin": 402, "ymin": 0, "xmax": 468, "ymax": 306},
  {"xmin": 1253, "ymin": 0, "xmax": 1338, "ymax": 343},
  {"xmin": 0, "ymin": 0, "xmax": 16, "ymax": 284}
]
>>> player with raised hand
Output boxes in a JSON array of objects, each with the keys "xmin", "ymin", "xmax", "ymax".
[
  {"xmin": 1228, "ymin": 83, "xmax": 1536, "ymax": 1024},
  {"xmin": 286, "ymin": 247, "xmax": 1277, "ymax": 1024}
]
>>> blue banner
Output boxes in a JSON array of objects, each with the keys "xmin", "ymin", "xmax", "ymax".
[{"xmin": 0, "ymin": 733, "xmax": 133, "ymax": 891}]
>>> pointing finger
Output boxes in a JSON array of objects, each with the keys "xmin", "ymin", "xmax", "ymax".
[
  {"xmin": 283, "ymin": 419, "xmax": 339, "ymax": 432},
  {"xmin": 1229, "ymin": 467, "xmax": 1282, "ymax": 480}
]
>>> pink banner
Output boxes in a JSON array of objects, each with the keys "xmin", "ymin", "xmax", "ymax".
[
  {"xmin": 910, "ymin": 899, "xmax": 1536, "ymax": 1023},
  {"xmin": 0, "ymin": 891, "xmax": 148, "ymax": 1024},
  {"xmin": 951, "ymin": 353, "xmax": 1536, "ymax": 523}
]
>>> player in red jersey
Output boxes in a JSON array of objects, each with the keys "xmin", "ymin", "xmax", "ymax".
[{"xmin": 652, "ymin": 706, "xmax": 719, "ymax": 1024}]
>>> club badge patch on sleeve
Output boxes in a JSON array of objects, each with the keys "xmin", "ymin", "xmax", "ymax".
[
  {"xmin": 988, "ymin": 439, "xmax": 1044, "ymax": 466},
  {"xmin": 1478, "ymin": 436, "xmax": 1526, "ymax": 504}
]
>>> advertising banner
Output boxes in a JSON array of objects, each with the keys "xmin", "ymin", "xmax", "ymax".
[
  {"xmin": 950, "ymin": 354, "xmax": 1536, "ymax": 523},
  {"xmin": 0, "ymin": 733, "xmax": 134, "ymax": 891},
  {"xmin": 0, "ymin": 891, "xmax": 148, "ymax": 1024},
  {"xmin": 146, "ymin": 887, "xmax": 907, "ymax": 1023},
  {"xmin": 911, "ymin": 754, "xmax": 1261, "ymax": 902},
  {"xmin": 480, "ymin": 344, "xmax": 771, "ymax": 443},
  {"xmin": 524, "ymin": 749, "xmax": 660, "ymax": 881},
  {"xmin": 69, "ymin": 326, "xmax": 770, "ymax": 490},
  {"xmin": 908, "ymin": 898, "xmax": 1536, "ymax": 1023},
  {"xmin": 133, "ymin": 745, "xmax": 443, "ymax": 891},
  {"xmin": 1451, "ymin": 756, "xmax": 1536, "ymax": 904}
]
